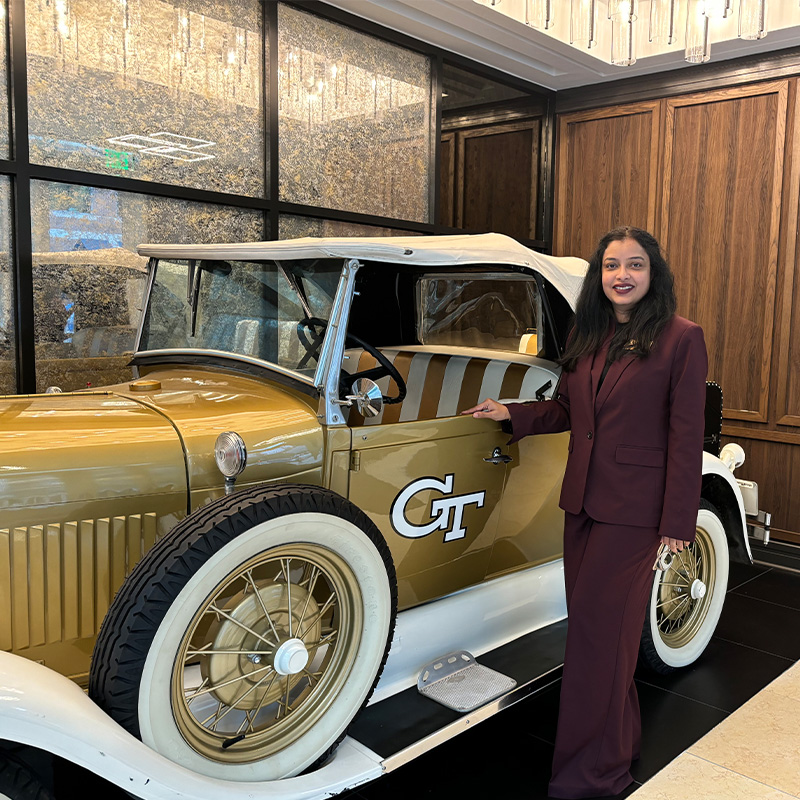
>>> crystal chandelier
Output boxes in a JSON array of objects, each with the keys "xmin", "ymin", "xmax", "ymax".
[{"xmin": 482, "ymin": 0, "xmax": 770, "ymax": 67}]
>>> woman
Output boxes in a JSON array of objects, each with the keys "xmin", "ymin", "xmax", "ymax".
[{"xmin": 463, "ymin": 227, "xmax": 707, "ymax": 798}]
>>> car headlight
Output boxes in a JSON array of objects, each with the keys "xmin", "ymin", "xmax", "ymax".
[{"xmin": 215, "ymin": 431, "xmax": 247, "ymax": 479}]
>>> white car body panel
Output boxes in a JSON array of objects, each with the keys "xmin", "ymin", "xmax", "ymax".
[
  {"xmin": 0, "ymin": 651, "xmax": 382, "ymax": 800},
  {"xmin": 702, "ymin": 449, "xmax": 752, "ymax": 560}
]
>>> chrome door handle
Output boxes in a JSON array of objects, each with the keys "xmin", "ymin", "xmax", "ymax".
[{"xmin": 483, "ymin": 447, "xmax": 512, "ymax": 464}]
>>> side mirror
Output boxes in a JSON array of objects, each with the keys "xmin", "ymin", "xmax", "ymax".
[{"xmin": 348, "ymin": 378, "xmax": 383, "ymax": 418}]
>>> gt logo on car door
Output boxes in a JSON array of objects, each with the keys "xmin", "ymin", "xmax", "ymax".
[{"xmin": 390, "ymin": 474, "xmax": 486, "ymax": 542}]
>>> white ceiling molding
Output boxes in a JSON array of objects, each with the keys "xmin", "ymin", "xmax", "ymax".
[{"xmin": 323, "ymin": 0, "xmax": 800, "ymax": 90}]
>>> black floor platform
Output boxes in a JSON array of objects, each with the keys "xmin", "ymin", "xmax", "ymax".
[
  {"xmin": 340, "ymin": 549, "xmax": 800, "ymax": 800},
  {"xmin": 33, "ymin": 544, "xmax": 800, "ymax": 800}
]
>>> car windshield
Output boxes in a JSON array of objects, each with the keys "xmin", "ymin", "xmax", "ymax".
[{"xmin": 139, "ymin": 258, "xmax": 342, "ymax": 376}]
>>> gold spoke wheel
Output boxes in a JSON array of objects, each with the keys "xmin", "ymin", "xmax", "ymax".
[
  {"xmin": 640, "ymin": 501, "xmax": 729, "ymax": 674},
  {"xmin": 173, "ymin": 545, "xmax": 361, "ymax": 764},
  {"xmin": 655, "ymin": 530, "xmax": 714, "ymax": 648}
]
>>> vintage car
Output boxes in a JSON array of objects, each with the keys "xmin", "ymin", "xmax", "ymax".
[{"xmin": 0, "ymin": 233, "xmax": 762, "ymax": 799}]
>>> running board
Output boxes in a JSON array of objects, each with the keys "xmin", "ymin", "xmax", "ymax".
[{"xmin": 349, "ymin": 619, "xmax": 567, "ymax": 773}]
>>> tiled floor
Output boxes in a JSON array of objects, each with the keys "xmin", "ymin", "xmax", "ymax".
[
  {"xmin": 340, "ymin": 544, "xmax": 800, "ymax": 800},
  {"xmin": 26, "ymin": 542, "xmax": 800, "ymax": 799}
]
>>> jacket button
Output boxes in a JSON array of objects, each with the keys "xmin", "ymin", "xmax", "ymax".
[{"xmin": 587, "ymin": 431, "xmax": 593, "ymax": 440}]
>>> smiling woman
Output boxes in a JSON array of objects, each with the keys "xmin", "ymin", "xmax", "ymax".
[{"xmin": 464, "ymin": 226, "xmax": 707, "ymax": 799}]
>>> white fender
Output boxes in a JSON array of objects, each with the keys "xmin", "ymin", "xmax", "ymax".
[
  {"xmin": 702, "ymin": 449, "xmax": 752, "ymax": 561},
  {"xmin": 0, "ymin": 652, "xmax": 381, "ymax": 800}
]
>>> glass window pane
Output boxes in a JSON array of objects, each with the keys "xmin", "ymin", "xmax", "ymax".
[
  {"xmin": 26, "ymin": 0, "xmax": 265, "ymax": 196},
  {"xmin": 0, "ymin": 176, "xmax": 14, "ymax": 392},
  {"xmin": 279, "ymin": 214, "xmax": 418, "ymax": 239},
  {"xmin": 31, "ymin": 180, "xmax": 264, "ymax": 393},
  {"xmin": 418, "ymin": 275, "xmax": 542, "ymax": 353},
  {"xmin": 278, "ymin": 5, "xmax": 432, "ymax": 222},
  {"xmin": 0, "ymin": 1, "xmax": 8, "ymax": 158}
]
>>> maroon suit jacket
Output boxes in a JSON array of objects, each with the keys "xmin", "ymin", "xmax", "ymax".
[{"xmin": 506, "ymin": 315, "xmax": 708, "ymax": 542}]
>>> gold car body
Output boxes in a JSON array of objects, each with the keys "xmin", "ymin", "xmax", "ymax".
[{"xmin": 0, "ymin": 234, "xmax": 579, "ymax": 685}]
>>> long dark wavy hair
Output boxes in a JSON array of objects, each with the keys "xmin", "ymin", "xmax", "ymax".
[{"xmin": 560, "ymin": 226, "xmax": 677, "ymax": 372}]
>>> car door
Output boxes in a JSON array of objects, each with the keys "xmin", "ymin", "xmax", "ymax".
[{"xmin": 347, "ymin": 415, "xmax": 510, "ymax": 611}]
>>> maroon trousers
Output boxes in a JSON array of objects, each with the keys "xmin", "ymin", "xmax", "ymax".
[{"xmin": 548, "ymin": 510, "xmax": 661, "ymax": 799}]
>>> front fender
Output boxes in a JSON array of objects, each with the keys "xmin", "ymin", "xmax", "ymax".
[
  {"xmin": 701, "ymin": 451, "xmax": 751, "ymax": 564},
  {"xmin": 0, "ymin": 652, "xmax": 381, "ymax": 800}
]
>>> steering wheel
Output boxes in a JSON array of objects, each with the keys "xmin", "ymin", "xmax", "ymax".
[{"xmin": 296, "ymin": 317, "xmax": 407, "ymax": 405}]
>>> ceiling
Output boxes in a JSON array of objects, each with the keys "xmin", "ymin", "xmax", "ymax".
[{"xmin": 324, "ymin": 0, "xmax": 800, "ymax": 91}]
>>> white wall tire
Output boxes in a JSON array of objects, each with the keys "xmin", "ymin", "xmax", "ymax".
[
  {"xmin": 639, "ymin": 500, "xmax": 729, "ymax": 674},
  {"xmin": 90, "ymin": 486, "xmax": 396, "ymax": 782}
]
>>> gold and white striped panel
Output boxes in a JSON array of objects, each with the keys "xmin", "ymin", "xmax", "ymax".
[
  {"xmin": 0, "ymin": 513, "xmax": 157, "ymax": 651},
  {"xmin": 397, "ymin": 352, "xmax": 433, "ymax": 423},
  {"xmin": 435, "ymin": 356, "xmax": 475, "ymax": 418},
  {"xmin": 477, "ymin": 361, "xmax": 512, "ymax": 405}
]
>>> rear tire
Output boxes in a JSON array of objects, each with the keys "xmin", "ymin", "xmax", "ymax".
[
  {"xmin": 639, "ymin": 500, "xmax": 729, "ymax": 674},
  {"xmin": 90, "ymin": 485, "xmax": 396, "ymax": 781}
]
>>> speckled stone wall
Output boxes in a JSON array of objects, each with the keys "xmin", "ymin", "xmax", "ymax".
[
  {"xmin": 0, "ymin": 1, "xmax": 8, "ymax": 159},
  {"xmin": 30, "ymin": 180, "xmax": 264, "ymax": 392},
  {"xmin": 2, "ymin": 1, "xmax": 441, "ymax": 393},
  {"xmin": 0, "ymin": 176, "xmax": 14, "ymax": 394},
  {"xmin": 278, "ymin": 4, "xmax": 432, "ymax": 222},
  {"xmin": 279, "ymin": 214, "xmax": 418, "ymax": 239},
  {"xmin": 26, "ymin": 0, "xmax": 265, "ymax": 196}
]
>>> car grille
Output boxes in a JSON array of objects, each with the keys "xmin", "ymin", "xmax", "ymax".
[{"xmin": 0, "ymin": 513, "xmax": 157, "ymax": 651}]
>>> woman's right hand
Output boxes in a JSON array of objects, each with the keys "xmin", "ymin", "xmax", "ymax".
[{"xmin": 461, "ymin": 398, "xmax": 511, "ymax": 421}]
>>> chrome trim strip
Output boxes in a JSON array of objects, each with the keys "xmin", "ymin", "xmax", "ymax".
[
  {"xmin": 132, "ymin": 348, "xmax": 316, "ymax": 387},
  {"xmin": 380, "ymin": 665, "xmax": 563, "ymax": 772},
  {"xmin": 315, "ymin": 259, "xmax": 361, "ymax": 426}
]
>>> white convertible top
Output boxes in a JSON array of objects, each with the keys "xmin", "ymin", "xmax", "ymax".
[{"xmin": 138, "ymin": 232, "xmax": 588, "ymax": 310}]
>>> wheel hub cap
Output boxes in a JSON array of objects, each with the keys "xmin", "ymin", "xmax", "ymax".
[
  {"xmin": 273, "ymin": 638, "xmax": 309, "ymax": 676},
  {"xmin": 690, "ymin": 579, "xmax": 707, "ymax": 600},
  {"xmin": 203, "ymin": 580, "xmax": 320, "ymax": 708}
]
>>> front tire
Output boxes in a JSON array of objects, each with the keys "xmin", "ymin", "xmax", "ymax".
[
  {"xmin": 639, "ymin": 500, "xmax": 729, "ymax": 674},
  {"xmin": 89, "ymin": 485, "xmax": 396, "ymax": 781}
]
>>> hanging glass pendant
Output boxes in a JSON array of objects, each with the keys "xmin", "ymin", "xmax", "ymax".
[
  {"xmin": 739, "ymin": 0, "xmax": 767, "ymax": 39},
  {"xmin": 611, "ymin": 5, "xmax": 636, "ymax": 66},
  {"xmin": 685, "ymin": 0, "xmax": 711, "ymax": 62},
  {"xmin": 650, "ymin": 0, "xmax": 679, "ymax": 43},
  {"xmin": 703, "ymin": 0, "xmax": 733, "ymax": 16},
  {"xmin": 607, "ymin": 0, "xmax": 635, "ymax": 19},
  {"xmin": 570, "ymin": 0, "xmax": 597, "ymax": 48},
  {"xmin": 525, "ymin": 0, "xmax": 555, "ymax": 29}
]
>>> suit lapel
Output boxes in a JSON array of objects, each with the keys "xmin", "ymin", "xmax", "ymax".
[{"xmin": 595, "ymin": 353, "xmax": 636, "ymax": 412}]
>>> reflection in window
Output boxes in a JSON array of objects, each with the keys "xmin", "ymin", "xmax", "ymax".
[
  {"xmin": 278, "ymin": 5, "xmax": 432, "ymax": 223},
  {"xmin": 26, "ymin": 0, "xmax": 265, "ymax": 196},
  {"xmin": 31, "ymin": 181, "xmax": 265, "ymax": 392},
  {"xmin": 418, "ymin": 275, "xmax": 542, "ymax": 354},
  {"xmin": 142, "ymin": 258, "xmax": 340, "ymax": 376},
  {"xmin": 279, "ymin": 214, "xmax": 416, "ymax": 239},
  {"xmin": 0, "ymin": 177, "xmax": 13, "ymax": 393}
]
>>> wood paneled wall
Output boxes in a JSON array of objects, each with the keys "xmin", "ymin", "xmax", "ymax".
[
  {"xmin": 554, "ymin": 101, "xmax": 661, "ymax": 258},
  {"xmin": 554, "ymin": 79, "xmax": 800, "ymax": 542},
  {"xmin": 440, "ymin": 118, "xmax": 541, "ymax": 240}
]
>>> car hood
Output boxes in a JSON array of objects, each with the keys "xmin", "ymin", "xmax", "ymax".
[
  {"xmin": 0, "ymin": 391, "xmax": 187, "ymax": 515},
  {"xmin": 109, "ymin": 366, "xmax": 324, "ymax": 503}
]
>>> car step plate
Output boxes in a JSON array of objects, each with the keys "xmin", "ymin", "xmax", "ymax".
[{"xmin": 417, "ymin": 651, "xmax": 517, "ymax": 713}]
